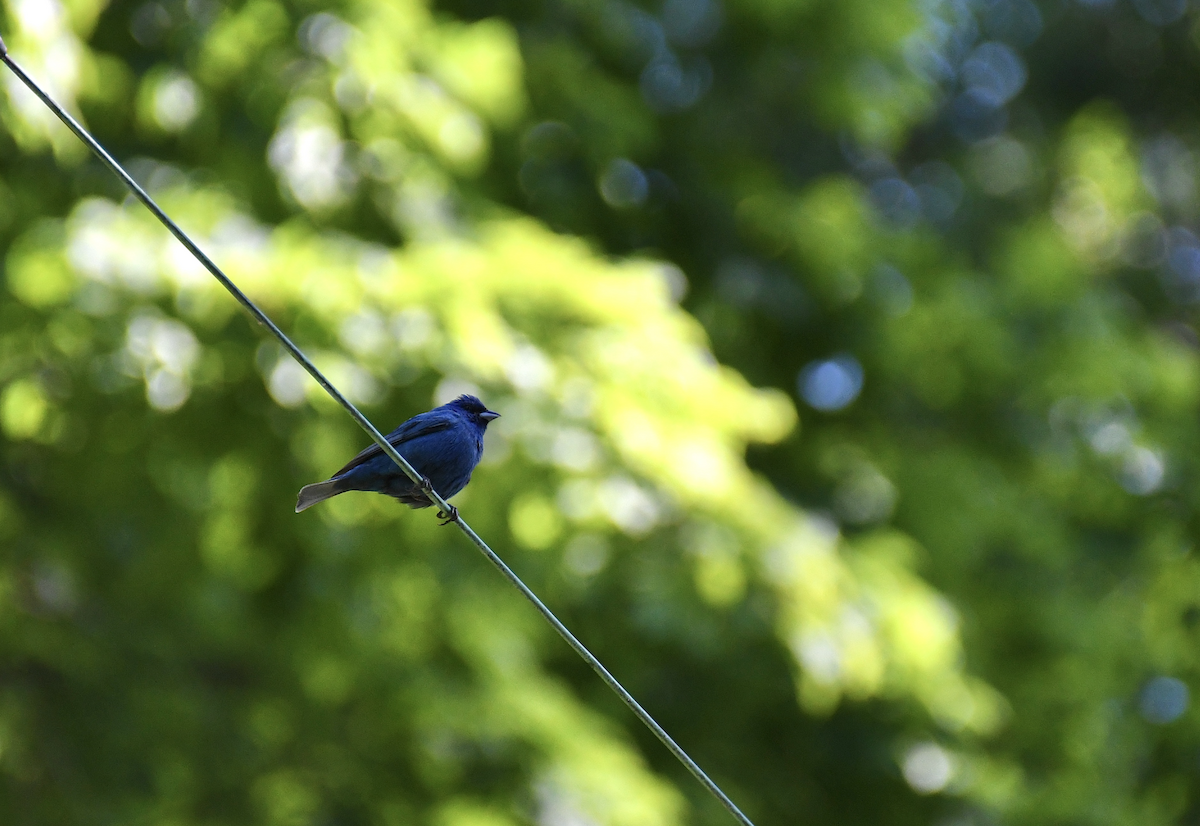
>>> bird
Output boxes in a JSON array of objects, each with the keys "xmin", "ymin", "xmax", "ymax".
[{"xmin": 295, "ymin": 394, "xmax": 499, "ymax": 523}]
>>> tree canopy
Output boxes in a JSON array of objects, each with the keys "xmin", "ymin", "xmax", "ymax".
[{"xmin": 1, "ymin": 0, "xmax": 1199, "ymax": 824}]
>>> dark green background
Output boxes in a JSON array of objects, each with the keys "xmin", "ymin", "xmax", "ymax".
[{"xmin": 1, "ymin": 0, "xmax": 1198, "ymax": 823}]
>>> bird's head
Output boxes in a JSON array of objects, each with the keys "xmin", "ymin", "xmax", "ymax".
[{"xmin": 449, "ymin": 394, "xmax": 500, "ymax": 427}]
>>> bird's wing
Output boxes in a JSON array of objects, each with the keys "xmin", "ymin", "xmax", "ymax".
[{"xmin": 333, "ymin": 413, "xmax": 454, "ymax": 477}]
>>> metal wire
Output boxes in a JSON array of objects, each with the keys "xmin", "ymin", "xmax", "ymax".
[{"xmin": 0, "ymin": 36, "xmax": 756, "ymax": 826}]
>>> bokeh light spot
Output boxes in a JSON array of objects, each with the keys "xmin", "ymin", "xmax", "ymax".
[
  {"xmin": 961, "ymin": 42, "xmax": 1027, "ymax": 107},
  {"xmin": 799, "ymin": 355, "xmax": 864, "ymax": 412},
  {"xmin": 563, "ymin": 533, "xmax": 610, "ymax": 578},
  {"xmin": 152, "ymin": 71, "xmax": 200, "ymax": 132},
  {"xmin": 599, "ymin": 158, "xmax": 649, "ymax": 208},
  {"xmin": 1119, "ymin": 446, "xmax": 1165, "ymax": 495},
  {"xmin": 640, "ymin": 55, "xmax": 711, "ymax": 112},
  {"xmin": 970, "ymin": 135, "xmax": 1033, "ymax": 195},
  {"xmin": 903, "ymin": 742, "xmax": 955, "ymax": 794},
  {"xmin": 869, "ymin": 178, "xmax": 921, "ymax": 228},
  {"xmin": 0, "ymin": 379, "xmax": 48, "ymax": 439},
  {"xmin": 1140, "ymin": 676, "xmax": 1189, "ymax": 724},
  {"xmin": 268, "ymin": 359, "xmax": 309, "ymax": 408}
]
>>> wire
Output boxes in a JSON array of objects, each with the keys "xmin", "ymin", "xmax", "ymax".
[{"xmin": 0, "ymin": 37, "xmax": 756, "ymax": 826}]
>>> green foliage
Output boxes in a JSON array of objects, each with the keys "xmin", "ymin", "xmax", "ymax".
[{"xmin": 2, "ymin": 0, "xmax": 1200, "ymax": 824}]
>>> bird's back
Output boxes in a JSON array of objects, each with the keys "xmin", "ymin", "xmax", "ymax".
[{"xmin": 356, "ymin": 410, "xmax": 483, "ymax": 504}]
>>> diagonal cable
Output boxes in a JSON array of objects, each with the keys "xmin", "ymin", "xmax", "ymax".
[{"xmin": 0, "ymin": 37, "xmax": 756, "ymax": 826}]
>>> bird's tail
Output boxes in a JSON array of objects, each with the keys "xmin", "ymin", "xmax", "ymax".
[{"xmin": 295, "ymin": 479, "xmax": 346, "ymax": 513}]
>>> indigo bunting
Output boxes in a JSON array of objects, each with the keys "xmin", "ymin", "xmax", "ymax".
[{"xmin": 296, "ymin": 394, "xmax": 499, "ymax": 522}]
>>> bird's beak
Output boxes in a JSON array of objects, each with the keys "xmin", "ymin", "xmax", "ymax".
[{"xmin": 481, "ymin": 411, "xmax": 500, "ymax": 421}]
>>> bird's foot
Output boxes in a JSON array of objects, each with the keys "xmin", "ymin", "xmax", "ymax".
[{"xmin": 419, "ymin": 476, "xmax": 456, "ymax": 524}]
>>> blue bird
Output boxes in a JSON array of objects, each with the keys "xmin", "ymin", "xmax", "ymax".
[{"xmin": 296, "ymin": 394, "xmax": 499, "ymax": 523}]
